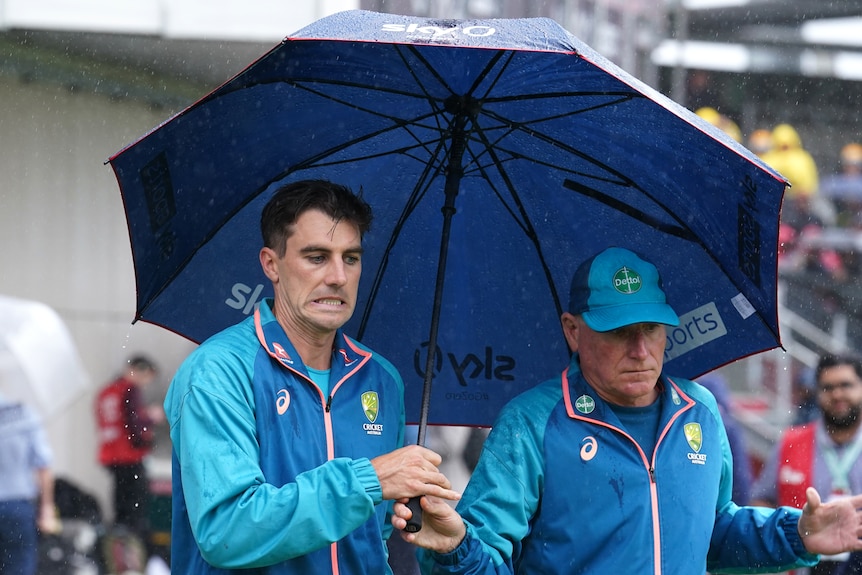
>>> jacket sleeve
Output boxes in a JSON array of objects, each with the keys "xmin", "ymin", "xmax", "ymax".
[
  {"xmin": 707, "ymin": 503, "xmax": 819, "ymax": 573},
  {"xmin": 419, "ymin": 392, "xmax": 551, "ymax": 575},
  {"xmin": 706, "ymin": 413, "xmax": 818, "ymax": 573},
  {"xmin": 421, "ymin": 525, "xmax": 508, "ymax": 575},
  {"xmin": 168, "ymin": 355, "xmax": 384, "ymax": 569}
]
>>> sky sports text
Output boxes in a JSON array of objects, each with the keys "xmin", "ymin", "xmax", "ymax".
[{"xmin": 380, "ymin": 23, "xmax": 496, "ymax": 39}]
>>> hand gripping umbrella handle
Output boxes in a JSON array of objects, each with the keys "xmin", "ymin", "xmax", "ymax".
[{"xmin": 404, "ymin": 497, "xmax": 423, "ymax": 532}]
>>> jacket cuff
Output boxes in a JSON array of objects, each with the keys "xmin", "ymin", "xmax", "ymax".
[
  {"xmin": 350, "ymin": 458, "xmax": 383, "ymax": 504},
  {"xmin": 432, "ymin": 525, "xmax": 479, "ymax": 566},
  {"xmin": 781, "ymin": 508, "xmax": 820, "ymax": 563}
]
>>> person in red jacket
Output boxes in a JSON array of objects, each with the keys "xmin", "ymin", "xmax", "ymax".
[
  {"xmin": 751, "ymin": 352, "xmax": 862, "ymax": 574},
  {"xmin": 96, "ymin": 355, "xmax": 164, "ymax": 541}
]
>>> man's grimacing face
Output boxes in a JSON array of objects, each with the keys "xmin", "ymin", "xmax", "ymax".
[{"xmin": 261, "ymin": 208, "xmax": 363, "ymax": 340}]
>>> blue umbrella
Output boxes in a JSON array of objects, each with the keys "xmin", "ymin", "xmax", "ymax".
[{"xmin": 109, "ymin": 10, "xmax": 787, "ymax": 434}]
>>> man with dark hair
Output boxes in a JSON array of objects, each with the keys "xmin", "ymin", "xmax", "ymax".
[
  {"xmin": 394, "ymin": 247, "xmax": 862, "ymax": 575},
  {"xmin": 165, "ymin": 179, "xmax": 458, "ymax": 574},
  {"xmin": 752, "ymin": 352, "xmax": 862, "ymax": 574}
]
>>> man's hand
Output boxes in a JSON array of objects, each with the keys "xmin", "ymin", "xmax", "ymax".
[
  {"xmin": 371, "ymin": 445, "xmax": 461, "ymax": 502},
  {"xmin": 37, "ymin": 503, "xmax": 61, "ymax": 535},
  {"xmin": 798, "ymin": 487, "xmax": 862, "ymax": 555},
  {"xmin": 393, "ymin": 495, "xmax": 467, "ymax": 553}
]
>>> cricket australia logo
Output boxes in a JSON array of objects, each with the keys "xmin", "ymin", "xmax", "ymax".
[
  {"xmin": 613, "ymin": 266, "xmax": 642, "ymax": 294},
  {"xmin": 684, "ymin": 422, "xmax": 707, "ymax": 465},
  {"xmin": 361, "ymin": 391, "xmax": 383, "ymax": 436}
]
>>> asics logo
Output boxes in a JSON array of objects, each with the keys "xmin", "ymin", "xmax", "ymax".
[
  {"xmin": 580, "ymin": 436, "xmax": 598, "ymax": 461},
  {"xmin": 276, "ymin": 389, "xmax": 290, "ymax": 415}
]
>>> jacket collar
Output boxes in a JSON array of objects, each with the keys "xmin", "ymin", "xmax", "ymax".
[{"xmin": 253, "ymin": 298, "xmax": 369, "ymax": 382}]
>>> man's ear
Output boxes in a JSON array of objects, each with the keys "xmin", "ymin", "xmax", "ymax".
[
  {"xmin": 260, "ymin": 247, "xmax": 279, "ymax": 282},
  {"xmin": 560, "ymin": 312, "xmax": 579, "ymax": 353}
]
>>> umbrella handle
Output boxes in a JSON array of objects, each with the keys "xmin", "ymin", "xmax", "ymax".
[{"xmin": 404, "ymin": 497, "xmax": 423, "ymax": 532}]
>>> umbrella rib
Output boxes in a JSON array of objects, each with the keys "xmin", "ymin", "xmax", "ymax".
[
  {"xmin": 475, "ymin": 118, "xmax": 704, "ymax": 246},
  {"xmin": 399, "ymin": 44, "xmax": 506, "ymax": 102},
  {"xmin": 355, "ymin": 143, "xmax": 450, "ymax": 340},
  {"xmin": 137, "ymin": 126, "xmax": 449, "ymax": 326},
  {"xmin": 562, "ymin": 179, "xmax": 698, "ymax": 241},
  {"xmin": 480, "ymin": 90, "xmax": 640, "ymax": 105},
  {"xmin": 272, "ymin": 79, "xmax": 455, "ymax": 171},
  {"xmin": 477, "ymin": 108, "xmax": 636, "ymax": 185},
  {"xmin": 467, "ymin": 125, "xmax": 568, "ymax": 323}
]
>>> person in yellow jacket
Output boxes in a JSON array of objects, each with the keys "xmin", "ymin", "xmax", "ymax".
[
  {"xmin": 695, "ymin": 107, "xmax": 742, "ymax": 143},
  {"xmin": 765, "ymin": 123, "xmax": 819, "ymax": 200},
  {"xmin": 762, "ymin": 123, "xmax": 836, "ymax": 240}
]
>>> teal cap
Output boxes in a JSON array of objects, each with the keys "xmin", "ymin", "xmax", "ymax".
[{"xmin": 568, "ymin": 247, "xmax": 679, "ymax": 332}]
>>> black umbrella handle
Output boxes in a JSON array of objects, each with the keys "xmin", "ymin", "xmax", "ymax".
[{"xmin": 404, "ymin": 497, "xmax": 423, "ymax": 532}]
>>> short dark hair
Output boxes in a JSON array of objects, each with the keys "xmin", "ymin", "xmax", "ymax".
[
  {"xmin": 260, "ymin": 179, "xmax": 373, "ymax": 257},
  {"xmin": 815, "ymin": 352, "xmax": 862, "ymax": 381},
  {"xmin": 127, "ymin": 355, "xmax": 156, "ymax": 373}
]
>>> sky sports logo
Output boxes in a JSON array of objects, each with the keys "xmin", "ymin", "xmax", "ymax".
[
  {"xmin": 380, "ymin": 23, "xmax": 497, "ymax": 40},
  {"xmin": 664, "ymin": 302, "xmax": 727, "ymax": 362}
]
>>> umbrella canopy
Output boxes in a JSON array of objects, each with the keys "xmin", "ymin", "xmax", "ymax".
[
  {"xmin": 109, "ymin": 10, "xmax": 787, "ymax": 428},
  {"xmin": 0, "ymin": 295, "xmax": 91, "ymax": 418}
]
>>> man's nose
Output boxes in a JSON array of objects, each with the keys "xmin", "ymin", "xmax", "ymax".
[
  {"xmin": 627, "ymin": 332, "xmax": 650, "ymax": 357},
  {"xmin": 326, "ymin": 260, "xmax": 348, "ymax": 285}
]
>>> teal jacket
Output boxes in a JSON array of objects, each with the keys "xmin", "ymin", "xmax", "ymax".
[
  {"xmin": 165, "ymin": 300, "xmax": 405, "ymax": 574},
  {"xmin": 422, "ymin": 356, "xmax": 818, "ymax": 575}
]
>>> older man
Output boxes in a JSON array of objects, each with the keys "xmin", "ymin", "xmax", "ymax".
[{"xmin": 394, "ymin": 246, "xmax": 862, "ymax": 575}]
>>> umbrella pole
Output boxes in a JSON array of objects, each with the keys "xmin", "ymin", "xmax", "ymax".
[
  {"xmin": 405, "ymin": 112, "xmax": 468, "ymax": 532},
  {"xmin": 416, "ymin": 114, "xmax": 467, "ymax": 446}
]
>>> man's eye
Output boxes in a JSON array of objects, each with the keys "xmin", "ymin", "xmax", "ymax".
[
  {"xmin": 345, "ymin": 256, "xmax": 360, "ymax": 265},
  {"xmin": 309, "ymin": 255, "xmax": 325, "ymax": 263}
]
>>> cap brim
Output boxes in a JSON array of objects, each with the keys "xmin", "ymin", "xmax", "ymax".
[{"xmin": 582, "ymin": 303, "xmax": 680, "ymax": 333}]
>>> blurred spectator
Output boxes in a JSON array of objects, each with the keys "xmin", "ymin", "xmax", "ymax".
[
  {"xmin": 821, "ymin": 143, "xmax": 862, "ymax": 229},
  {"xmin": 748, "ymin": 128, "xmax": 774, "ymax": 159},
  {"xmin": 426, "ymin": 426, "xmax": 474, "ymax": 495},
  {"xmin": 764, "ymin": 123, "xmax": 834, "ymax": 233},
  {"xmin": 779, "ymin": 223, "xmax": 848, "ymax": 281},
  {"xmin": 95, "ymin": 355, "xmax": 165, "ymax": 550},
  {"xmin": 686, "ymin": 70, "xmax": 715, "ymax": 111},
  {"xmin": 0, "ymin": 393, "xmax": 60, "ymax": 575},
  {"xmin": 697, "ymin": 372, "xmax": 754, "ymax": 504},
  {"xmin": 751, "ymin": 352, "xmax": 862, "ymax": 574},
  {"xmin": 695, "ymin": 106, "xmax": 742, "ymax": 142},
  {"xmin": 793, "ymin": 365, "xmax": 820, "ymax": 426}
]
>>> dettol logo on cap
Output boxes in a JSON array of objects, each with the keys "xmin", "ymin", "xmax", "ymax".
[{"xmin": 613, "ymin": 266, "xmax": 642, "ymax": 294}]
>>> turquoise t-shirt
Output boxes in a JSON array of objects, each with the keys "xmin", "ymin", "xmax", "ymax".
[
  {"xmin": 608, "ymin": 396, "xmax": 662, "ymax": 457},
  {"xmin": 307, "ymin": 367, "xmax": 331, "ymax": 398}
]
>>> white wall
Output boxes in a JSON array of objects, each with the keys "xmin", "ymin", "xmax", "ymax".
[
  {"xmin": 1, "ymin": 0, "xmax": 358, "ymax": 41},
  {"xmin": 0, "ymin": 75, "xmax": 198, "ymax": 515}
]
